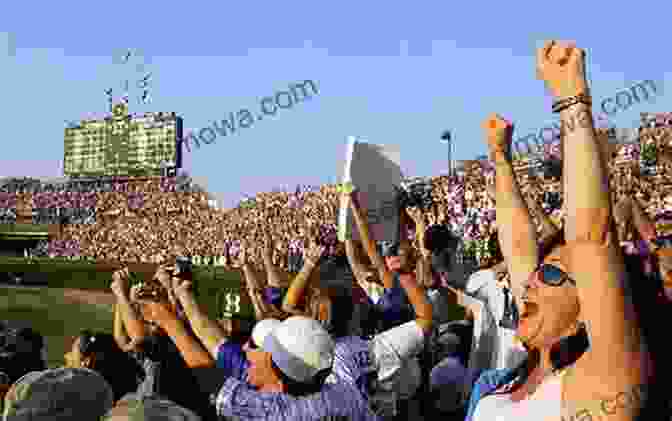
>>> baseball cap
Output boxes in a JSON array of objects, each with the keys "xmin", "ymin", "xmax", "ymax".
[
  {"xmin": 102, "ymin": 396, "xmax": 202, "ymax": 421},
  {"xmin": 2, "ymin": 367, "xmax": 114, "ymax": 420},
  {"xmin": 250, "ymin": 318, "xmax": 281, "ymax": 349},
  {"xmin": 261, "ymin": 316, "xmax": 335, "ymax": 383}
]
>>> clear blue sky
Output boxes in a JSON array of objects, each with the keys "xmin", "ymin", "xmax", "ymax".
[{"xmin": 2, "ymin": 1, "xmax": 671, "ymax": 208}]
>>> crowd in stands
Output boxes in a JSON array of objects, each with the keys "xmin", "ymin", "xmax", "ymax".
[
  {"xmin": 0, "ymin": 41, "xmax": 672, "ymax": 420},
  {"xmin": 4, "ymin": 131, "xmax": 671, "ymax": 276}
]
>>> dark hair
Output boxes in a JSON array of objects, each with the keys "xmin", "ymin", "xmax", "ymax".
[
  {"xmin": 270, "ymin": 359, "xmax": 331, "ymax": 397},
  {"xmin": 327, "ymin": 293, "xmax": 354, "ymax": 339},
  {"xmin": 424, "ymin": 225, "xmax": 459, "ymax": 254},
  {"xmin": 77, "ymin": 330, "xmax": 142, "ymax": 401},
  {"xmin": 538, "ymin": 230, "xmax": 566, "ymax": 262},
  {"xmin": 13, "ymin": 327, "xmax": 44, "ymax": 354}
]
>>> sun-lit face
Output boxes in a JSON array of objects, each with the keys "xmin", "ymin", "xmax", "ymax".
[
  {"xmin": 517, "ymin": 246, "xmax": 581, "ymax": 350},
  {"xmin": 244, "ymin": 349, "xmax": 282, "ymax": 390}
]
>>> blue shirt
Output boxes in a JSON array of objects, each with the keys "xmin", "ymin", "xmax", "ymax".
[
  {"xmin": 464, "ymin": 367, "xmax": 518, "ymax": 421},
  {"xmin": 375, "ymin": 274, "xmax": 415, "ymax": 332},
  {"xmin": 216, "ymin": 342, "xmax": 249, "ymax": 382}
]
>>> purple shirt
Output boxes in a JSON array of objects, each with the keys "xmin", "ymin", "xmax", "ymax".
[
  {"xmin": 330, "ymin": 336, "xmax": 377, "ymax": 398},
  {"xmin": 215, "ymin": 378, "xmax": 378, "ymax": 421},
  {"xmin": 216, "ymin": 342, "xmax": 249, "ymax": 382}
]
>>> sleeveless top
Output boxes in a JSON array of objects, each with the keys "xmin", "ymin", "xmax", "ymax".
[{"xmin": 471, "ymin": 370, "xmax": 566, "ymax": 421}]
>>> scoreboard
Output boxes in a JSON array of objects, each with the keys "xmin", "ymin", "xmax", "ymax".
[{"xmin": 64, "ymin": 103, "xmax": 183, "ymax": 177}]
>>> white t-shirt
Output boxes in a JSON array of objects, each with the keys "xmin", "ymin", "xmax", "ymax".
[
  {"xmin": 465, "ymin": 269, "xmax": 527, "ymax": 372},
  {"xmin": 328, "ymin": 320, "xmax": 424, "ymax": 417}
]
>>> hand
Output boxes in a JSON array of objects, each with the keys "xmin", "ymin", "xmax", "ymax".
[
  {"xmin": 111, "ymin": 267, "xmax": 131, "ymax": 298},
  {"xmin": 482, "ymin": 113, "xmax": 513, "ymax": 157},
  {"xmin": 152, "ymin": 265, "xmax": 173, "ymax": 291},
  {"xmin": 536, "ymin": 40, "xmax": 589, "ymax": 99},
  {"xmin": 405, "ymin": 207, "xmax": 425, "ymax": 226},
  {"xmin": 172, "ymin": 277, "xmax": 194, "ymax": 300}
]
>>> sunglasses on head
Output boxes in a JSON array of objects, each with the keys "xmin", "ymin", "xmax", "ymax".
[{"xmin": 535, "ymin": 263, "xmax": 575, "ymax": 287}]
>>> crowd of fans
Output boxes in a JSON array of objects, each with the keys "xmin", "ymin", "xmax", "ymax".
[
  {"xmin": 0, "ymin": 41, "xmax": 671, "ymax": 420},
  {"xmin": 3, "ymin": 131, "xmax": 671, "ymax": 276}
]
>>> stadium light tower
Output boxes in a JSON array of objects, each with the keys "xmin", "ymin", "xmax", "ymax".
[{"xmin": 440, "ymin": 130, "xmax": 453, "ymax": 177}]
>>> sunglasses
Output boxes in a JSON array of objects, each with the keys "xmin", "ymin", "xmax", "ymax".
[{"xmin": 535, "ymin": 263, "xmax": 575, "ymax": 287}]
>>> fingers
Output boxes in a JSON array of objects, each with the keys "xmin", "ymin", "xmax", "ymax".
[{"xmin": 536, "ymin": 40, "xmax": 554, "ymax": 76}]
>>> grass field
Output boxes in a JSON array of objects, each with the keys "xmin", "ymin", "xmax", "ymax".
[{"xmin": 0, "ymin": 287, "xmax": 114, "ymax": 368}]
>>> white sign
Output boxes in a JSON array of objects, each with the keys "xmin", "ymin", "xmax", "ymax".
[{"xmin": 338, "ymin": 137, "xmax": 402, "ymax": 242}]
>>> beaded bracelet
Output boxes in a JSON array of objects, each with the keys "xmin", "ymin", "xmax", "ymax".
[{"xmin": 552, "ymin": 93, "xmax": 592, "ymax": 113}]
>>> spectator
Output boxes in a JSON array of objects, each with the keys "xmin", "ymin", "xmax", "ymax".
[
  {"xmin": 102, "ymin": 396, "xmax": 203, "ymax": 421},
  {"xmin": 110, "ymin": 267, "xmax": 216, "ymax": 420},
  {"xmin": 466, "ymin": 42, "xmax": 648, "ymax": 421},
  {"xmin": 0, "ymin": 327, "xmax": 46, "ymax": 387},
  {"xmin": 2, "ymin": 367, "xmax": 114, "ymax": 420},
  {"xmin": 64, "ymin": 330, "xmax": 142, "ymax": 402}
]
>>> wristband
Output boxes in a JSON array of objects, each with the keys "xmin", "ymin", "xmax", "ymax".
[{"xmin": 552, "ymin": 93, "xmax": 592, "ymax": 113}]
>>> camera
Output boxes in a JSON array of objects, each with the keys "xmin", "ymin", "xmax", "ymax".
[{"xmin": 175, "ymin": 256, "xmax": 193, "ymax": 281}]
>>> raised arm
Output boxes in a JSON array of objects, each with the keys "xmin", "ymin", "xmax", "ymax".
[
  {"xmin": 171, "ymin": 277, "xmax": 227, "ymax": 363},
  {"xmin": 281, "ymin": 241, "xmax": 325, "ymax": 316},
  {"xmin": 113, "ymin": 303, "xmax": 131, "ymax": 350},
  {"xmin": 483, "ymin": 114, "xmax": 538, "ymax": 302},
  {"xmin": 240, "ymin": 250, "xmax": 287, "ymax": 321},
  {"xmin": 345, "ymin": 238, "xmax": 372, "ymax": 283},
  {"xmin": 110, "ymin": 268, "xmax": 148, "ymax": 343},
  {"xmin": 405, "ymin": 207, "xmax": 432, "ymax": 287},
  {"xmin": 139, "ymin": 292, "xmax": 215, "ymax": 369},
  {"xmin": 262, "ymin": 232, "xmax": 289, "ymax": 288},
  {"xmin": 345, "ymin": 238, "xmax": 385, "ymax": 303},
  {"xmin": 342, "ymin": 190, "xmax": 395, "ymax": 289},
  {"xmin": 538, "ymin": 41, "xmax": 643, "ymax": 385},
  {"xmin": 399, "ymin": 268, "xmax": 434, "ymax": 335}
]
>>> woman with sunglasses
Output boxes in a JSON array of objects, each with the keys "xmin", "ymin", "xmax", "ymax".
[{"xmin": 467, "ymin": 42, "xmax": 650, "ymax": 421}]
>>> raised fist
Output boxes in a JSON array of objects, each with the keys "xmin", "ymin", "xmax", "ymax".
[
  {"xmin": 536, "ymin": 40, "xmax": 589, "ymax": 99},
  {"xmin": 482, "ymin": 113, "xmax": 513, "ymax": 157}
]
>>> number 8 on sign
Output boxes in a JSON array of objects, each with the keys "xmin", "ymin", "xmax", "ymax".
[{"xmin": 225, "ymin": 292, "xmax": 241, "ymax": 314}]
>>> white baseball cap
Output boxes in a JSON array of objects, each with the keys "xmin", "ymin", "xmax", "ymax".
[
  {"xmin": 250, "ymin": 318, "xmax": 281, "ymax": 349},
  {"xmin": 261, "ymin": 316, "xmax": 335, "ymax": 383}
]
